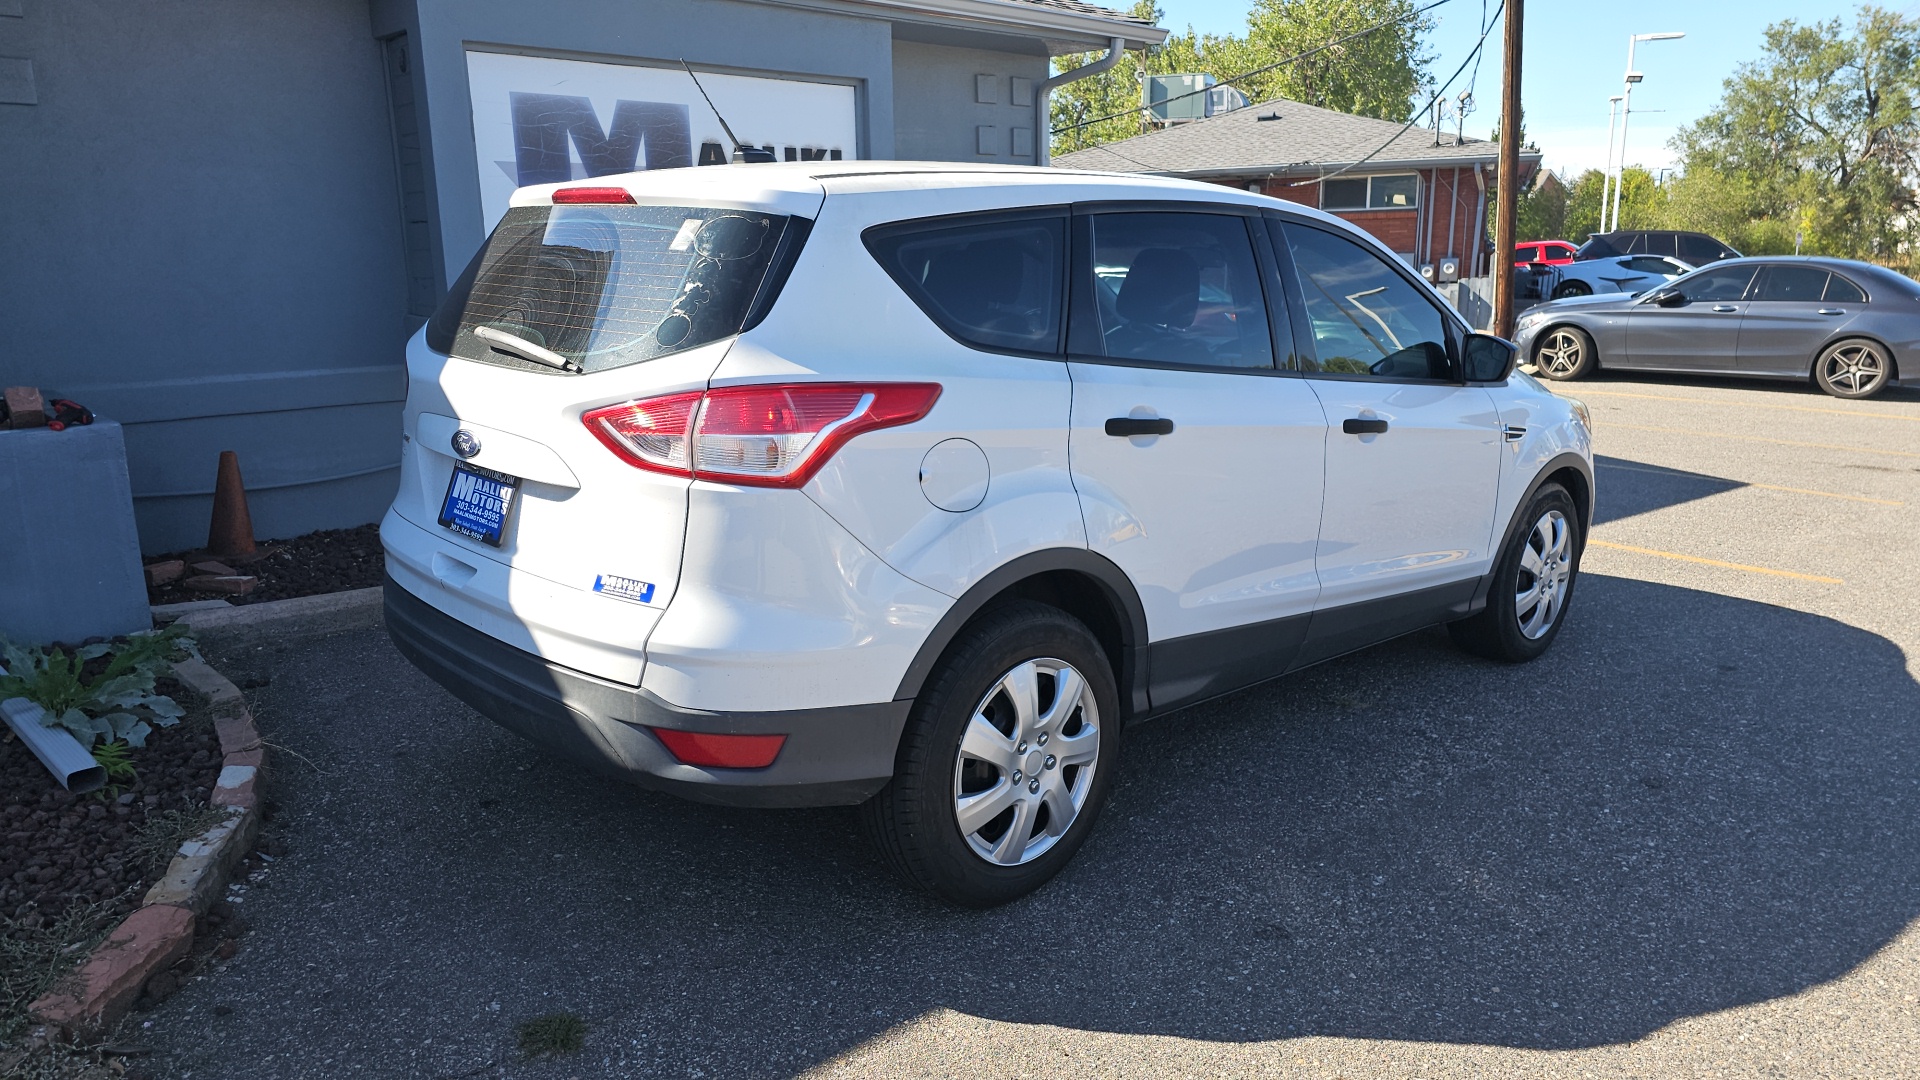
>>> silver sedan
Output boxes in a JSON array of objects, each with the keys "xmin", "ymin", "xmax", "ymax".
[{"xmin": 1512, "ymin": 256, "xmax": 1919, "ymax": 398}]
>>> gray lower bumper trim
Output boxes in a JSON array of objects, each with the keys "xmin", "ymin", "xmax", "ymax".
[{"xmin": 383, "ymin": 576, "xmax": 908, "ymax": 808}]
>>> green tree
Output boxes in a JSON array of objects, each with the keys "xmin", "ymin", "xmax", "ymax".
[
  {"xmin": 1554, "ymin": 167, "xmax": 1666, "ymax": 241},
  {"xmin": 1515, "ymin": 172, "xmax": 1567, "ymax": 241},
  {"xmin": 1050, "ymin": 0, "xmax": 1435, "ymax": 158},
  {"xmin": 1667, "ymin": 5, "xmax": 1920, "ymax": 268}
]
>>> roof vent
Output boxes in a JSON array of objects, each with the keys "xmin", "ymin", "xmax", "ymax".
[{"xmin": 1257, "ymin": 112, "xmax": 1282, "ymax": 122}]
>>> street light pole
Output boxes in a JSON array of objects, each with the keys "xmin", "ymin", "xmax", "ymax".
[
  {"xmin": 1610, "ymin": 31, "xmax": 1684, "ymax": 234},
  {"xmin": 1599, "ymin": 94, "xmax": 1622, "ymax": 233}
]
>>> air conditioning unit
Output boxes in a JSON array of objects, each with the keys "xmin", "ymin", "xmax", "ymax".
[{"xmin": 1145, "ymin": 74, "xmax": 1214, "ymax": 125}]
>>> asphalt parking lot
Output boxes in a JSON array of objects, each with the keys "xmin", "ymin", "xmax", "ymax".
[{"xmin": 138, "ymin": 371, "xmax": 1920, "ymax": 1079}]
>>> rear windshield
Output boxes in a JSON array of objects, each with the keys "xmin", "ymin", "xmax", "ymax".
[
  {"xmin": 1574, "ymin": 235, "xmax": 1623, "ymax": 260},
  {"xmin": 427, "ymin": 204, "xmax": 796, "ymax": 374}
]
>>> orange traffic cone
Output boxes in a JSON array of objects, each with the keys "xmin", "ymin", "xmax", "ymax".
[{"xmin": 207, "ymin": 450, "xmax": 257, "ymax": 557}]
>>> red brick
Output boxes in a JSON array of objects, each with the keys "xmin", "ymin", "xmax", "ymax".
[
  {"xmin": 143, "ymin": 560, "xmax": 186, "ymax": 586},
  {"xmin": 30, "ymin": 904, "xmax": 194, "ymax": 1037},
  {"xmin": 225, "ymin": 748, "xmax": 265, "ymax": 769},
  {"xmin": 4, "ymin": 386, "xmax": 45, "ymax": 428},
  {"xmin": 215, "ymin": 713, "xmax": 260, "ymax": 755},
  {"xmin": 189, "ymin": 559, "xmax": 238, "ymax": 576}
]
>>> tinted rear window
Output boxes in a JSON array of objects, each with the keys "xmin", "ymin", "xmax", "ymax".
[
  {"xmin": 1575, "ymin": 235, "xmax": 1623, "ymax": 260},
  {"xmin": 865, "ymin": 211, "xmax": 1067, "ymax": 355},
  {"xmin": 427, "ymin": 204, "xmax": 796, "ymax": 374}
]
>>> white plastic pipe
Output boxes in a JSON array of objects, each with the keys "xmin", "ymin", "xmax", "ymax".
[
  {"xmin": 2, "ymin": 695, "xmax": 107, "ymax": 793},
  {"xmin": 1034, "ymin": 37, "xmax": 1129, "ymax": 167}
]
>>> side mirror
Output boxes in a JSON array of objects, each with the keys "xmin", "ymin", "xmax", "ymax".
[
  {"xmin": 1462, "ymin": 331, "xmax": 1517, "ymax": 383},
  {"xmin": 1652, "ymin": 288, "xmax": 1686, "ymax": 308}
]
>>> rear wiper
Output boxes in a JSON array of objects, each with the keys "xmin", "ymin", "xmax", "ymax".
[{"xmin": 473, "ymin": 326, "xmax": 581, "ymax": 373}]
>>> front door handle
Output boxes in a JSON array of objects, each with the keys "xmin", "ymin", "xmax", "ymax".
[
  {"xmin": 1342, "ymin": 418, "xmax": 1390, "ymax": 435},
  {"xmin": 1105, "ymin": 417, "xmax": 1174, "ymax": 437},
  {"xmin": 1711, "ymin": 304, "xmax": 1739, "ymax": 313},
  {"xmin": 1817, "ymin": 308, "xmax": 1846, "ymax": 316}
]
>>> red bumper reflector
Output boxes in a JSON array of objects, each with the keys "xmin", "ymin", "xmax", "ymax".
[
  {"xmin": 651, "ymin": 729, "xmax": 787, "ymax": 769},
  {"xmin": 552, "ymin": 186, "xmax": 637, "ymax": 204}
]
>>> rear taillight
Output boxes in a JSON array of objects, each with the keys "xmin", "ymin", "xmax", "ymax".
[
  {"xmin": 551, "ymin": 186, "xmax": 636, "ymax": 204},
  {"xmin": 582, "ymin": 383, "xmax": 941, "ymax": 488}
]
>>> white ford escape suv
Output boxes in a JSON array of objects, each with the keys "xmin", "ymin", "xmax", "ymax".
[{"xmin": 382, "ymin": 162, "xmax": 1593, "ymax": 906}]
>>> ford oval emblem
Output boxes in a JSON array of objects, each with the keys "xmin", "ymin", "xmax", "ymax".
[{"xmin": 451, "ymin": 430, "xmax": 481, "ymax": 459}]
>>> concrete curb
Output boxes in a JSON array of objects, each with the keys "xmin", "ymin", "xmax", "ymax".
[
  {"xmin": 162, "ymin": 585, "xmax": 383, "ymax": 644},
  {"xmin": 28, "ymin": 657, "xmax": 269, "ymax": 1039}
]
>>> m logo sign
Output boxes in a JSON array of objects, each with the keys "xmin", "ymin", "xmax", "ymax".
[{"xmin": 467, "ymin": 51, "xmax": 859, "ymax": 228}]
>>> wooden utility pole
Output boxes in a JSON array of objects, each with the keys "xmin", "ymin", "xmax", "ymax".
[{"xmin": 1491, "ymin": 0, "xmax": 1524, "ymax": 338}]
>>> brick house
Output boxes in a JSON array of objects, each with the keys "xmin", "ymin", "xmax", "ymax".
[{"xmin": 1054, "ymin": 95, "xmax": 1541, "ymax": 279}]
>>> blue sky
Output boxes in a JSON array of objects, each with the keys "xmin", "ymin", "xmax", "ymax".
[{"xmin": 1154, "ymin": 0, "xmax": 1896, "ymax": 179}]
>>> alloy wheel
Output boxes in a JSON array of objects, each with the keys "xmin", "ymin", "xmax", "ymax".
[
  {"xmin": 1820, "ymin": 342, "xmax": 1887, "ymax": 396},
  {"xmin": 1537, "ymin": 330, "xmax": 1586, "ymax": 379},
  {"xmin": 952, "ymin": 657, "xmax": 1101, "ymax": 866},
  {"xmin": 1516, "ymin": 509, "xmax": 1573, "ymax": 640}
]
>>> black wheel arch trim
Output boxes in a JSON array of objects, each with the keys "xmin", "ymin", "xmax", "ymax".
[
  {"xmin": 1471, "ymin": 452, "xmax": 1595, "ymax": 612},
  {"xmin": 892, "ymin": 548, "xmax": 1151, "ymax": 720}
]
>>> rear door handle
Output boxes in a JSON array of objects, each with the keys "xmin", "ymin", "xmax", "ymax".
[
  {"xmin": 1342, "ymin": 418, "xmax": 1389, "ymax": 435},
  {"xmin": 1817, "ymin": 308, "xmax": 1846, "ymax": 316},
  {"xmin": 1105, "ymin": 417, "xmax": 1174, "ymax": 437},
  {"xmin": 1711, "ymin": 304, "xmax": 1739, "ymax": 313}
]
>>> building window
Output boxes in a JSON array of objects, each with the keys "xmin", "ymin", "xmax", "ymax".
[{"xmin": 1319, "ymin": 174, "xmax": 1419, "ymax": 211}]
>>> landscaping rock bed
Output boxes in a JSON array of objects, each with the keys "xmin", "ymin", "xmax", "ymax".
[
  {"xmin": 0, "ymin": 678, "xmax": 221, "ymax": 923},
  {"xmin": 144, "ymin": 523, "xmax": 384, "ymax": 607}
]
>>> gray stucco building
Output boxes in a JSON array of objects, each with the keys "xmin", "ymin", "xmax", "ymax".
[{"xmin": 0, "ymin": 0, "xmax": 1156, "ymax": 552}]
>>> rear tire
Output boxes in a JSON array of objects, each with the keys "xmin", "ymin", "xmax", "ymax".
[
  {"xmin": 1813, "ymin": 338, "xmax": 1892, "ymax": 399},
  {"xmin": 1552, "ymin": 280, "xmax": 1592, "ymax": 300},
  {"xmin": 1533, "ymin": 326, "xmax": 1597, "ymax": 381},
  {"xmin": 863, "ymin": 601, "xmax": 1120, "ymax": 907},
  {"xmin": 1449, "ymin": 484, "xmax": 1582, "ymax": 663}
]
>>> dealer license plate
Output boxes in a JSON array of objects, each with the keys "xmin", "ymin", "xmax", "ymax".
[{"xmin": 438, "ymin": 463, "xmax": 520, "ymax": 547}]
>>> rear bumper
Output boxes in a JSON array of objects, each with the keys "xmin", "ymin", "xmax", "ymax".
[{"xmin": 384, "ymin": 576, "xmax": 909, "ymax": 807}]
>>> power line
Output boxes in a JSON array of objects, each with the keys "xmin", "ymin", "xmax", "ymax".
[
  {"xmin": 1289, "ymin": 0, "xmax": 1505, "ymax": 187},
  {"xmin": 1049, "ymin": 0, "xmax": 1454, "ymax": 137}
]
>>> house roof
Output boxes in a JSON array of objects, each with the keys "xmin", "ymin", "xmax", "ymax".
[{"xmin": 1053, "ymin": 95, "xmax": 1540, "ymax": 177}]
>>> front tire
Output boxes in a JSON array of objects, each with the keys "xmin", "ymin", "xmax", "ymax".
[
  {"xmin": 1534, "ymin": 326, "xmax": 1597, "ymax": 381},
  {"xmin": 1449, "ymin": 484, "xmax": 1582, "ymax": 662},
  {"xmin": 863, "ymin": 601, "xmax": 1120, "ymax": 907},
  {"xmin": 1813, "ymin": 338, "xmax": 1892, "ymax": 399}
]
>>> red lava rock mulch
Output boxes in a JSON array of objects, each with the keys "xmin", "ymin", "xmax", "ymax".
[
  {"xmin": 144, "ymin": 522, "xmax": 384, "ymax": 607},
  {"xmin": 0, "ymin": 679, "xmax": 222, "ymax": 926}
]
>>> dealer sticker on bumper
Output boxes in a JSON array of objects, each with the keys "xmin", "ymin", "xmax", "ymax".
[{"xmin": 593, "ymin": 574, "xmax": 656, "ymax": 604}]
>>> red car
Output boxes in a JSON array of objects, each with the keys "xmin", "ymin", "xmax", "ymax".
[{"xmin": 1516, "ymin": 240, "xmax": 1577, "ymax": 266}]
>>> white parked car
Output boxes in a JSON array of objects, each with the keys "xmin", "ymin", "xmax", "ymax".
[
  {"xmin": 1549, "ymin": 253, "xmax": 1692, "ymax": 300},
  {"xmin": 382, "ymin": 163, "xmax": 1594, "ymax": 906}
]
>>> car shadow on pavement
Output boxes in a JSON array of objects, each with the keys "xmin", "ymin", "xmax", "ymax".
[
  {"xmin": 144, "ymin": 573, "xmax": 1920, "ymax": 1077},
  {"xmin": 1579, "ymin": 366, "xmax": 1920, "ymax": 403},
  {"xmin": 1591, "ymin": 454, "xmax": 1746, "ymax": 525}
]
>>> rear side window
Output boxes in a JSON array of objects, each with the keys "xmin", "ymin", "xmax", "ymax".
[
  {"xmin": 1825, "ymin": 274, "xmax": 1867, "ymax": 304},
  {"xmin": 865, "ymin": 212, "xmax": 1066, "ymax": 355},
  {"xmin": 1084, "ymin": 212, "xmax": 1274, "ymax": 370},
  {"xmin": 1679, "ymin": 233, "xmax": 1731, "ymax": 263},
  {"xmin": 1756, "ymin": 266, "xmax": 1830, "ymax": 301},
  {"xmin": 427, "ymin": 204, "xmax": 797, "ymax": 374}
]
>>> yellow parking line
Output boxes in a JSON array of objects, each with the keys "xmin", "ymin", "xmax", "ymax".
[
  {"xmin": 1587, "ymin": 539, "xmax": 1844, "ymax": 584},
  {"xmin": 1557, "ymin": 388, "xmax": 1920, "ymax": 423},
  {"xmin": 1595, "ymin": 461, "xmax": 1904, "ymax": 506},
  {"xmin": 1604, "ymin": 422, "xmax": 1920, "ymax": 459}
]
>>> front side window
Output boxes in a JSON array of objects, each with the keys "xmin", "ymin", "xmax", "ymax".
[
  {"xmin": 1676, "ymin": 264, "xmax": 1758, "ymax": 302},
  {"xmin": 1085, "ymin": 212, "xmax": 1273, "ymax": 369},
  {"xmin": 1282, "ymin": 222, "xmax": 1452, "ymax": 380},
  {"xmin": 1756, "ymin": 266, "xmax": 1831, "ymax": 302},
  {"xmin": 866, "ymin": 213, "xmax": 1066, "ymax": 355},
  {"xmin": 431, "ymin": 204, "xmax": 794, "ymax": 374},
  {"xmin": 1625, "ymin": 256, "xmax": 1679, "ymax": 275}
]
